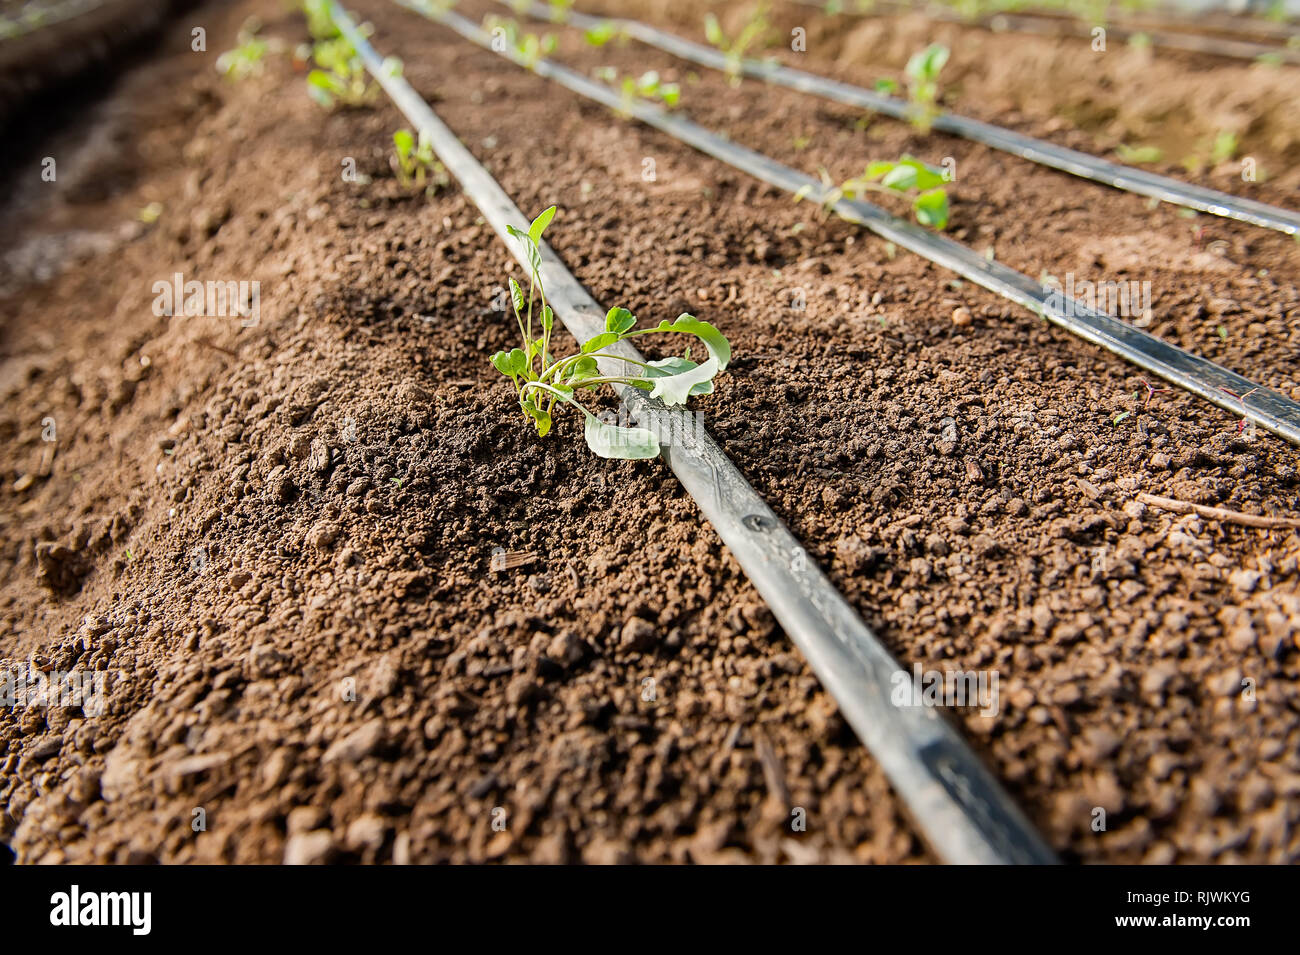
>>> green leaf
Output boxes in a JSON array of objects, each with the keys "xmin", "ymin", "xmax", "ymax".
[
  {"xmin": 646, "ymin": 357, "xmax": 719, "ymax": 406},
  {"xmin": 542, "ymin": 304, "xmax": 554, "ymax": 332},
  {"xmin": 605, "ymin": 306, "xmax": 637, "ymax": 334},
  {"xmin": 581, "ymin": 331, "xmax": 622, "ymax": 354},
  {"xmin": 532, "ymin": 409, "xmax": 552, "ymax": 437},
  {"xmin": 490, "ymin": 351, "xmax": 516, "ymax": 377},
  {"xmin": 583, "ymin": 412, "xmax": 660, "ymax": 459},
  {"xmin": 508, "ymin": 347, "xmax": 528, "ymax": 375},
  {"xmin": 566, "ymin": 356, "xmax": 600, "ymax": 382},
  {"xmin": 905, "ymin": 43, "xmax": 949, "ymax": 83},
  {"xmin": 528, "ymin": 205, "xmax": 557, "ymax": 244},
  {"xmin": 1116, "ymin": 143, "xmax": 1164, "ymax": 165},
  {"xmin": 880, "ymin": 164, "xmax": 918, "ymax": 191},
  {"xmin": 864, "ymin": 160, "xmax": 897, "ymax": 178},
  {"xmin": 653, "ymin": 314, "xmax": 731, "ymax": 369},
  {"xmin": 520, "ymin": 396, "xmax": 551, "ymax": 437},
  {"xmin": 914, "ymin": 188, "xmax": 949, "ymax": 229},
  {"xmin": 704, "ymin": 13, "xmax": 724, "ymax": 47},
  {"xmin": 509, "ymin": 276, "xmax": 526, "ymax": 313},
  {"xmin": 393, "ymin": 128, "xmax": 414, "ymax": 156},
  {"xmin": 506, "ymin": 224, "xmax": 542, "ymax": 277},
  {"xmin": 642, "ymin": 356, "xmax": 715, "ymax": 396},
  {"xmin": 584, "ymin": 22, "xmax": 616, "ymax": 45},
  {"xmin": 874, "ymin": 77, "xmax": 899, "ymax": 95},
  {"xmin": 898, "ymin": 156, "xmax": 947, "ymax": 191}
]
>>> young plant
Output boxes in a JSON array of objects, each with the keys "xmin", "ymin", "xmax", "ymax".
[
  {"xmin": 303, "ymin": 0, "xmax": 341, "ymax": 40},
  {"xmin": 596, "ymin": 68, "xmax": 681, "ymax": 115},
  {"xmin": 216, "ymin": 20, "xmax": 274, "ymax": 81},
  {"xmin": 485, "ymin": 16, "xmax": 557, "ymax": 70},
  {"xmin": 308, "ymin": 37, "xmax": 398, "ymax": 109},
  {"xmin": 1180, "ymin": 130, "xmax": 1238, "ymax": 175},
  {"xmin": 583, "ymin": 20, "xmax": 619, "ymax": 46},
  {"xmin": 901, "ymin": 43, "xmax": 949, "ymax": 133},
  {"xmin": 391, "ymin": 128, "xmax": 449, "ymax": 192},
  {"xmin": 490, "ymin": 207, "xmax": 731, "ymax": 459},
  {"xmin": 1115, "ymin": 143, "xmax": 1163, "ymax": 165},
  {"xmin": 703, "ymin": 3, "xmax": 771, "ymax": 85},
  {"xmin": 796, "ymin": 155, "xmax": 951, "ymax": 230}
]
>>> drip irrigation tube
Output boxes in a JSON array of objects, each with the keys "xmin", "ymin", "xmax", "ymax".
[
  {"xmin": 323, "ymin": 0, "xmax": 1060, "ymax": 865},
  {"xmin": 790, "ymin": 0, "xmax": 1300, "ymax": 63},
  {"xmin": 508, "ymin": 0, "xmax": 1300, "ymax": 236},
  {"xmin": 811, "ymin": 0, "xmax": 1300, "ymax": 43},
  {"xmin": 398, "ymin": 1, "xmax": 1300, "ymax": 447}
]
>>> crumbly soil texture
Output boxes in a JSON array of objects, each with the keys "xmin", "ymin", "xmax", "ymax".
[{"xmin": 1, "ymin": 0, "xmax": 1298, "ymax": 864}]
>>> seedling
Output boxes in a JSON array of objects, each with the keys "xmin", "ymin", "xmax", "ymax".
[
  {"xmin": 703, "ymin": 3, "xmax": 772, "ymax": 85},
  {"xmin": 1220, "ymin": 386, "xmax": 1260, "ymax": 435},
  {"xmin": 1115, "ymin": 143, "xmax": 1163, "ymax": 165},
  {"xmin": 583, "ymin": 20, "xmax": 619, "ymax": 46},
  {"xmin": 216, "ymin": 20, "xmax": 274, "ymax": 80},
  {"xmin": 1211, "ymin": 130, "xmax": 1238, "ymax": 165},
  {"xmin": 596, "ymin": 68, "xmax": 681, "ymax": 115},
  {"xmin": 490, "ymin": 207, "xmax": 731, "ymax": 459},
  {"xmin": 545, "ymin": 0, "xmax": 574, "ymax": 21},
  {"xmin": 901, "ymin": 43, "xmax": 948, "ymax": 133},
  {"xmin": 1138, "ymin": 378, "xmax": 1168, "ymax": 407},
  {"xmin": 391, "ymin": 128, "xmax": 448, "ymax": 192},
  {"xmin": 876, "ymin": 44, "xmax": 949, "ymax": 132},
  {"xmin": 303, "ymin": 0, "xmax": 341, "ymax": 40},
  {"xmin": 796, "ymin": 155, "xmax": 951, "ymax": 230},
  {"xmin": 485, "ymin": 16, "xmax": 557, "ymax": 69},
  {"xmin": 308, "ymin": 36, "xmax": 398, "ymax": 108},
  {"xmin": 1182, "ymin": 130, "xmax": 1239, "ymax": 175}
]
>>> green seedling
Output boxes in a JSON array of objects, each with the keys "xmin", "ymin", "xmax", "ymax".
[
  {"xmin": 546, "ymin": 0, "xmax": 574, "ymax": 21},
  {"xmin": 596, "ymin": 67, "xmax": 680, "ymax": 114},
  {"xmin": 901, "ymin": 43, "xmax": 948, "ymax": 133},
  {"xmin": 303, "ymin": 0, "xmax": 341, "ymax": 39},
  {"xmin": 485, "ymin": 16, "xmax": 557, "ymax": 70},
  {"xmin": 1181, "ymin": 130, "xmax": 1238, "ymax": 175},
  {"xmin": 308, "ymin": 36, "xmax": 398, "ymax": 109},
  {"xmin": 1116, "ymin": 143, "xmax": 1163, "ymax": 165},
  {"xmin": 490, "ymin": 207, "xmax": 731, "ymax": 459},
  {"xmin": 703, "ymin": 3, "xmax": 772, "ymax": 85},
  {"xmin": 796, "ymin": 155, "xmax": 951, "ymax": 230},
  {"xmin": 1211, "ymin": 130, "xmax": 1238, "ymax": 164},
  {"xmin": 583, "ymin": 20, "xmax": 619, "ymax": 46},
  {"xmin": 216, "ymin": 19, "xmax": 274, "ymax": 80},
  {"xmin": 391, "ymin": 128, "xmax": 448, "ymax": 192}
]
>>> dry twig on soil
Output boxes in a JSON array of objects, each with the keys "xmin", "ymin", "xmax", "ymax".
[{"xmin": 1136, "ymin": 493, "xmax": 1300, "ymax": 530}]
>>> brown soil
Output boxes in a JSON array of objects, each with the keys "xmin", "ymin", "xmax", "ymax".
[{"xmin": 1, "ymin": 0, "xmax": 1298, "ymax": 864}]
